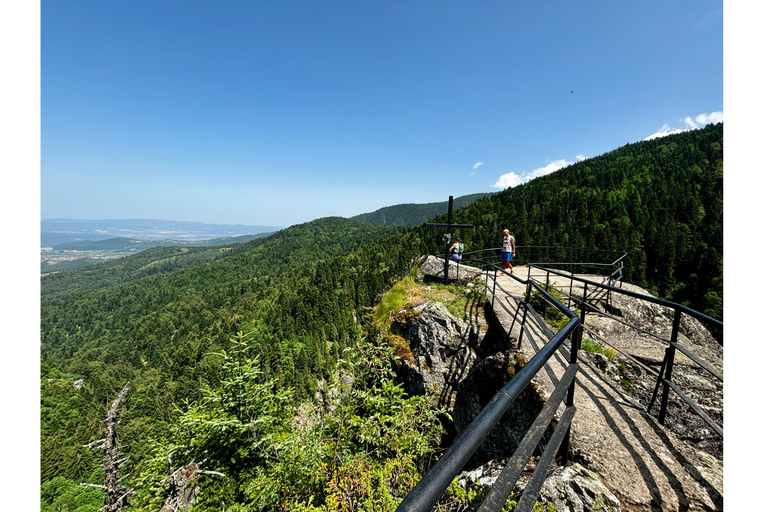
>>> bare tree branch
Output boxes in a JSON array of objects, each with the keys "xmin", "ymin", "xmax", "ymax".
[
  {"xmin": 82, "ymin": 383, "xmax": 134, "ymax": 512},
  {"xmin": 79, "ymin": 483, "xmax": 107, "ymax": 490},
  {"xmin": 159, "ymin": 459, "xmax": 226, "ymax": 512},
  {"xmin": 196, "ymin": 470, "xmax": 226, "ymax": 477}
]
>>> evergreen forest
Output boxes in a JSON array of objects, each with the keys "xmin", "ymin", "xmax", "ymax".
[
  {"xmin": 350, "ymin": 192, "xmax": 493, "ymax": 226},
  {"xmin": 40, "ymin": 123, "xmax": 723, "ymax": 511}
]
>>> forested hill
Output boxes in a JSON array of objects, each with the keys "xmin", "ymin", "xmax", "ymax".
[
  {"xmin": 350, "ymin": 192, "xmax": 494, "ymax": 226},
  {"xmin": 40, "ymin": 124, "xmax": 722, "ymax": 510},
  {"xmin": 41, "ymin": 219, "xmax": 397, "ymax": 297},
  {"xmin": 414, "ymin": 123, "xmax": 723, "ymax": 319}
]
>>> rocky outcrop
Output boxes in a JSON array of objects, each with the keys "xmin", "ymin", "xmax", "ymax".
[
  {"xmin": 401, "ymin": 258, "xmax": 723, "ymax": 510},
  {"xmin": 394, "ymin": 302, "xmax": 477, "ymax": 397},
  {"xmin": 398, "ymin": 259, "xmax": 549, "ymax": 468},
  {"xmin": 394, "ymin": 299, "xmax": 545, "ymax": 468},
  {"xmin": 583, "ymin": 282, "xmax": 723, "ymax": 458},
  {"xmin": 490, "ymin": 271, "xmax": 723, "ymax": 511},
  {"xmin": 587, "ymin": 282, "xmax": 722, "ymax": 369},
  {"xmin": 453, "ymin": 461, "xmax": 622, "ymax": 512},
  {"xmin": 452, "ymin": 350, "xmax": 546, "ymax": 469},
  {"xmin": 416, "ymin": 255, "xmax": 483, "ymax": 284}
]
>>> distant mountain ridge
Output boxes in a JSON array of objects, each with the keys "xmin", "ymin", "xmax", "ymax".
[
  {"xmin": 51, "ymin": 234, "xmax": 266, "ymax": 252},
  {"xmin": 41, "ymin": 218, "xmax": 282, "ymax": 246},
  {"xmin": 350, "ymin": 192, "xmax": 494, "ymax": 226}
]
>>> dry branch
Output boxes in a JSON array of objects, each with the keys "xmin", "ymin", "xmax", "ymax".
[{"xmin": 82, "ymin": 383, "xmax": 134, "ymax": 512}]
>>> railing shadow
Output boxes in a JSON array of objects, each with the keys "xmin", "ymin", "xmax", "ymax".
[{"xmin": 396, "ymin": 249, "xmax": 722, "ymax": 512}]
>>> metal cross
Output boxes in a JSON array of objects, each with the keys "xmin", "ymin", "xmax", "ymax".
[{"xmin": 425, "ymin": 196, "xmax": 474, "ymax": 284}]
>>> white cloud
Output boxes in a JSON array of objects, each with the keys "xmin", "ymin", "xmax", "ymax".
[
  {"xmin": 470, "ymin": 162, "xmax": 485, "ymax": 176},
  {"xmin": 684, "ymin": 111, "xmax": 724, "ymax": 128},
  {"xmin": 493, "ymin": 172, "xmax": 524, "ymax": 189},
  {"xmin": 644, "ymin": 124, "xmax": 687, "ymax": 141},
  {"xmin": 529, "ymin": 159, "xmax": 573, "ymax": 180},
  {"xmin": 469, "ymin": 162, "xmax": 484, "ymax": 176},
  {"xmin": 492, "ymin": 157, "xmax": 579, "ymax": 190},
  {"xmin": 576, "ymin": 154, "xmax": 587, "ymax": 161},
  {"xmin": 645, "ymin": 111, "xmax": 723, "ymax": 141}
]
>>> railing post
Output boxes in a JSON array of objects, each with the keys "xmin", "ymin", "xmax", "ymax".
[
  {"xmin": 557, "ymin": 297, "xmax": 584, "ymax": 466},
  {"xmin": 658, "ymin": 308, "xmax": 682, "ymax": 425},
  {"xmin": 518, "ymin": 282, "xmax": 532, "ymax": 348},
  {"xmin": 491, "ymin": 270, "xmax": 498, "ymax": 308},
  {"xmin": 647, "ymin": 352, "xmax": 669, "ymax": 414}
]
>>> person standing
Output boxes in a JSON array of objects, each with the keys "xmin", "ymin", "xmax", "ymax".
[{"xmin": 500, "ymin": 229, "xmax": 516, "ymax": 273}]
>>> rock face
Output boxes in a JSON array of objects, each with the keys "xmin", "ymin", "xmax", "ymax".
[
  {"xmin": 398, "ymin": 259, "xmax": 549, "ymax": 469},
  {"xmin": 584, "ymin": 282, "xmax": 723, "ymax": 458},
  {"xmin": 588, "ymin": 282, "xmax": 722, "ymax": 369},
  {"xmin": 452, "ymin": 461, "xmax": 622, "ymax": 512},
  {"xmin": 416, "ymin": 255, "xmax": 483, "ymax": 284},
  {"xmin": 395, "ymin": 300, "xmax": 544, "ymax": 469},
  {"xmin": 452, "ymin": 350, "xmax": 546, "ymax": 469},
  {"xmin": 395, "ymin": 302, "xmax": 477, "ymax": 396},
  {"xmin": 537, "ymin": 464, "xmax": 622, "ymax": 512}
]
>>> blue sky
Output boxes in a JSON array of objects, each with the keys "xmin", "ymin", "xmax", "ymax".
[{"xmin": 38, "ymin": 0, "xmax": 724, "ymax": 227}]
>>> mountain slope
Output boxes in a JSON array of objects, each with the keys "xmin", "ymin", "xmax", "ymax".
[
  {"xmin": 413, "ymin": 123, "xmax": 723, "ymax": 318},
  {"xmin": 350, "ymin": 192, "xmax": 494, "ymax": 226}
]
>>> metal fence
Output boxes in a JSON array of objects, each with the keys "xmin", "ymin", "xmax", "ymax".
[
  {"xmin": 396, "ymin": 247, "xmax": 722, "ymax": 511},
  {"xmin": 397, "ymin": 253, "xmax": 582, "ymax": 512},
  {"xmin": 526, "ymin": 264, "xmax": 723, "ymax": 435}
]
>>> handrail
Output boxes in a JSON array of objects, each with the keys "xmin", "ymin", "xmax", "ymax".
[
  {"xmin": 459, "ymin": 246, "xmax": 628, "ymax": 278},
  {"xmin": 398, "ymin": 247, "xmax": 722, "ymax": 511},
  {"xmin": 526, "ymin": 264, "xmax": 723, "ymax": 433},
  {"xmin": 527, "ymin": 264, "xmax": 723, "ymax": 341},
  {"xmin": 397, "ymin": 254, "xmax": 582, "ymax": 512}
]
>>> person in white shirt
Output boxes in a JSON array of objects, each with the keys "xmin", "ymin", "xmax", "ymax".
[{"xmin": 501, "ymin": 229, "xmax": 516, "ymax": 273}]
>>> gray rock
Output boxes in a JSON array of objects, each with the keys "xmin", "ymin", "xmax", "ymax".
[
  {"xmin": 416, "ymin": 255, "xmax": 483, "ymax": 284},
  {"xmin": 397, "ymin": 302, "xmax": 477, "ymax": 395},
  {"xmin": 454, "ymin": 459, "xmax": 505, "ymax": 493},
  {"xmin": 538, "ymin": 464, "xmax": 622, "ymax": 512},
  {"xmin": 453, "ymin": 350, "xmax": 546, "ymax": 468}
]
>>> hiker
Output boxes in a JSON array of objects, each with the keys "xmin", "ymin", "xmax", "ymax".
[
  {"xmin": 500, "ymin": 229, "xmax": 515, "ymax": 273},
  {"xmin": 449, "ymin": 237, "xmax": 463, "ymax": 261}
]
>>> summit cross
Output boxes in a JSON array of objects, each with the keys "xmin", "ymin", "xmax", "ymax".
[{"xmin": 425, "ymin": 196, "xmax": 474, "ymax": 284}]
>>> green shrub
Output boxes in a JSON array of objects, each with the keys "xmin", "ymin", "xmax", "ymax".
[
  {"xmin": 581, "ymin": 338, "xmax": 616, "ymax": 360},
  {"xmin": 528, "ymin": 284, "xmax": 574, "ymax": 330}
]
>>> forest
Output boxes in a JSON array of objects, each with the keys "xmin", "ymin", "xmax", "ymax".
[
  {"xmin": 40, "ymin": 123, "xmax": 723, "ymax": 511},
  {"xmin": 351, "ymin": 192, "xmax": 493, "ymax": 226}
]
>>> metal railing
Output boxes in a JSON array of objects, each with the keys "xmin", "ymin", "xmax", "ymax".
[
  {"xmin": 398, "ymin": 247, "xmax": 722, "ymax": 511},
  {"xmin": 525, "ymin": 265, "xmax": 723, "ymax": 436},
  {"xmin": 397, "ymin": 252, "xmax": 583, "ymax": 512},
  {"xmin": 519, "ymin": 246, "xmax": 627, "ymax": 309}
]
